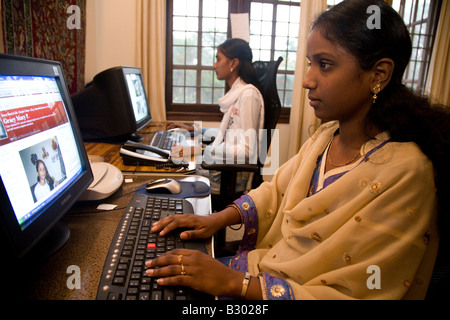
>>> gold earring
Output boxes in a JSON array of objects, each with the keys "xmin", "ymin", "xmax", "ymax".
[{"xmin": 372, "ymin": 83, "xmax": 381, "ymax": 104}]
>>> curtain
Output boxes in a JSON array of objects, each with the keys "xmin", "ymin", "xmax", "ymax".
[
  {"xmin": 136, "ymin": 0, "xmax": 167, "ymax": 122},
  {"xmin": 1, "ymin": 0, "xmax": 86, "ymax": 94},
  {"xmin": 425, "ymin": 1, "xmax": 450, "ymax": 107},
  {"xmin": 287, "ymin": 0, "xmax": 327, "ymax": 158}
]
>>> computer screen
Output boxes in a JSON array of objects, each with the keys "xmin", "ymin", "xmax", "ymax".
[
  {"xmin": 125, "ymin": 72, "xmax": 150, "ymax": 124},
  {"xmin": 0, "ymin": 54, "xmax": 93, "ymax": 259},
  {"xmin": 71, "ymin": 66, "xmax": 152, "ymax": 142}
]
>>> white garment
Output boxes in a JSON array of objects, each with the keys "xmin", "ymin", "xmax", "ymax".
[
  {"xmin": 34, "ymin": 182, "xmax": 51, "ymax": 202},
  {"xmin": 204, "ymin": 77, "xmax": 264, "ymax": 165}
]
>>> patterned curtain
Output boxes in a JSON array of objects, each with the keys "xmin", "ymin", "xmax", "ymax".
[{"xmin": 1, "ymin": 0, "xmax": 86, "ymax": 94}]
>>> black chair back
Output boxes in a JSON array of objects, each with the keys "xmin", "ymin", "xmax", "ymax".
[{"xmin": 253, "ymin": 56, "xmax": 283, "ymax": 159}]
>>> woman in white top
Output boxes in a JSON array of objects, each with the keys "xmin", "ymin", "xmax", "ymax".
[
  {"xmin": 170, "ymin": 39, "xmax": 264, "ymax": 192},
  {"xmin": 31, "ymin": 159, "xmax": 55, "ymax": 202},
  {"xmin": 203, "ymin": 39, "xmax": 264, "ymax": 165}
]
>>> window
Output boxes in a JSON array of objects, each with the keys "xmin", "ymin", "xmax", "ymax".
[
  {"xmin": 249, "ymin": 1, "xmax": 300, "ymax": 109},
  {"xmin": 391, "ymin": 0, "xmax": 441, "ymax": 93},
  {"xmin": 166, "ymin": 0, "xmax": 301, "ymax": 122}
]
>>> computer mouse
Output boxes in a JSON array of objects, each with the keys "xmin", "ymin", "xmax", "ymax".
[{"xmin": 145, "ymin": 178, "xmax": 182, "ymax": 194}]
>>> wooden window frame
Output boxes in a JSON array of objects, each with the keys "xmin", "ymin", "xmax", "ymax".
[{"xmin": 394, "ymin": 0, "xmax": 442, "ymax": 93}]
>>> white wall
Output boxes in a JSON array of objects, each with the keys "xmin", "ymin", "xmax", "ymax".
[{"xmin": 85, "ymin": 0, "xmax": 139, "ymax": 83}]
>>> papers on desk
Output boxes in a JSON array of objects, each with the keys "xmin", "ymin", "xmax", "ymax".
[
  {"xmin": 97, "ymin": 204, "xmax": 118, "ymax": 211},
  {"xmin": 231, "ymin": 13, "xmax": 250, "ymax": 42}
]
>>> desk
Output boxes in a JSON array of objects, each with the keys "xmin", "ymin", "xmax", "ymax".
[
  {"xmin": 84, "ymin": 122, "xmax": 196, "ymax": 174},
  {"xmin": 8, "ymin": 174, "xmax": 211, "ymax": 300}
]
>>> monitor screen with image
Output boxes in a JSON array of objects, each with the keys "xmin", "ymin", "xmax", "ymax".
[
  {"xmin": 71, "ymin": 66, "xmax": 152, "ymax": 142},
  {"xmin": 0, "ymin": 54, "xmax": 93, "ymax": 259}
]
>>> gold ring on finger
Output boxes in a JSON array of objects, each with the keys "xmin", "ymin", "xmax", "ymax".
[
  {"xmin": 177, "ymin": 254, "xmax": 183, "ymax": 265},
  {"xmin": 181, "ymin": 264, "xmax": 186, "ymax": 276}
]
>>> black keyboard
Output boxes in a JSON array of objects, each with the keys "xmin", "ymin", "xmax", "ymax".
[
  {"xmin": 149, "ymin": 130, "xmax": 184, "ymax": 150},
  {"xmin": 96, "ymin": 193, "xmax": 212, "ymax": 300}
]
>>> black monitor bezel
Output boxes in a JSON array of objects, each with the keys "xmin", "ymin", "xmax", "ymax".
[{"xmin": 0, "ymin": 54, "xmax": 93, "ymax": 259}]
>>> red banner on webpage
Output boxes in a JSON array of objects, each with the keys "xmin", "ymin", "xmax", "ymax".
[{"xmin": 0, "ymin": 102, "xmax": 68, "ymax": 146}]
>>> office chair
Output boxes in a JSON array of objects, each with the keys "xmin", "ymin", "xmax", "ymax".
[{"xmin": 202, "ymin": 56, "xmax": 283, "ymax": 248}]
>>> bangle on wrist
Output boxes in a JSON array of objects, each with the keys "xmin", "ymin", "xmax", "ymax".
[
  {"xmin": 227, "ymin": 204, "xmax": 244, "ymax": 231},
  {"xmin": 240, "ymin": 272, "xmax": 251, "ymax": 299}
]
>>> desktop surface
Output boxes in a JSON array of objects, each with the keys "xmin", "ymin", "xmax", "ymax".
[{"xmin": 6, "ymin": 174, "xmax": 211, "ymax": 300}]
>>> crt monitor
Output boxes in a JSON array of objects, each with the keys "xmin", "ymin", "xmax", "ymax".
[
  {"xmin": 71, "ymin": 66, "xmax": 152, "ymax": 142},
  {"xmin": 0, "ymin": 54, "xmax": 93, "ymax": 259}
]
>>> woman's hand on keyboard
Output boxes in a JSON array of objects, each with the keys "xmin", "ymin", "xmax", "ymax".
[
  {"xmin": 152, "ymin": 214, "xmax": 219, "ymax": 240},
  {"xmin": 167, "ymin": 122, "xmax": 194, "ymax": 132},
  {"xmin": 146, "ymin": 249, "xmax": 261, "ymax": 299},
  {"xmin": 152, "ymin": 205, "xmax": 243, "ymax": 240}
]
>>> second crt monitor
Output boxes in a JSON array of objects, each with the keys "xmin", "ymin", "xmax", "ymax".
[{"xmin": 71, "ymin": 66, "xmax": 152, "ymax": 142}]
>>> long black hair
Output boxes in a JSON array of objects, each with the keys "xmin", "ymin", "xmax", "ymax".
[
  {"xmin": 218, "ymin": 38, "xmax": 261, "ymax": 91},
  {"xmin": 35, "ymin": 159, "xmax": 54, "ymax": 190},
  {"xmin": 313, "ymin": 0, "xmax": 450, "ymax": 242}
]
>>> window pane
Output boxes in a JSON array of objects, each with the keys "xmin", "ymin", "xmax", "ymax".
[
  {"xmin": 203, "ymin": 18, "xmax": 216, "ymax": 32},
  {"xmin": 201, "ymin": 88, "xmax": 212, "ymax": 104},
  {"xmin": 277, "ymin": 5, "xmax": 290, "ymax": 23},
  {"xmin": 286, "ymin": 52, "xmax": 297, "ymax": 70},
  {"xmin": 201, "ymin": 70, "xmax": 214, "ymax": 87},
  {"xmin": 250, "ymin": 20, "xmax": 261, "ymax": 35},
  {"xmin": 202, "ymin": 33, "xmax": 215, "ymax": 47},
  {"xmin": 186, "ymin": 70, "xmax": 197, "ymax": 86},
  {"xmin": 185, "ymin": 87, "xmax": 197, "ymax": 104},
  {"xmin": 289, "ymin": 6, "xmax": 300, "ymax": 24},
  {"xmin": 186, "ymin": 17, "xmax": 199, "ymax": 32},
  {"xmin": 286, "ymin": 74, "xmax": 295, "ymax": 92},
  {"xmin": 283, "ymin": 90, "xmax": 293, "ymax": 108},
  {"xmin": 173, "ymin": 46, "xmax": 185, "ymax": 65},
  {"xmin": 214, "ymin": 75, "xmax": 225, "ymax": 87},
  {"xmin": 173, "ymin": 0, "xmax": 199, "ymax": 16},
  {"xmin": 215, "ymin": 33, "xmax": 227, "ymax": 46},
  {"xmin": 214, "ymin": 88, "xmax": 224, "ymax": 104},
  {"xmin": 186, "ymin": 32, "xmax": 198, "ymax": 46},
  {"xmin": 261, "ymin": 3, "xmax": 274, "ymax": 21},
  {"xmin": 275, "ymin": 37, "xmax": 288, "ymax": 51},
  {"xmin": 173, "ymin": 0, "xmax": 187, "ymax": 16},
  {"xmin": 202, "ymin": 47, "xmax": 215, "ymax": 66},
  {"xmin": 276, "ymin": 22, "xmax": 289, "ymax": 37},
  {"xmin": 173, "ymin": 17, "xmax": 187, "ymax": 31},
  {"xmin": 186, "ymin": 47, "xmax": 198, "ymax": 65},
  {"xmin": 173, "ymin": 70, "xmax": 185, "ymax": 86},
  {"xmin": 173, "ymin": 32, "xmax": 186, "ymax": 46},
  {"xmin": 173, "ymin": 87, "xmax": 185, "ymax": 103}
]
